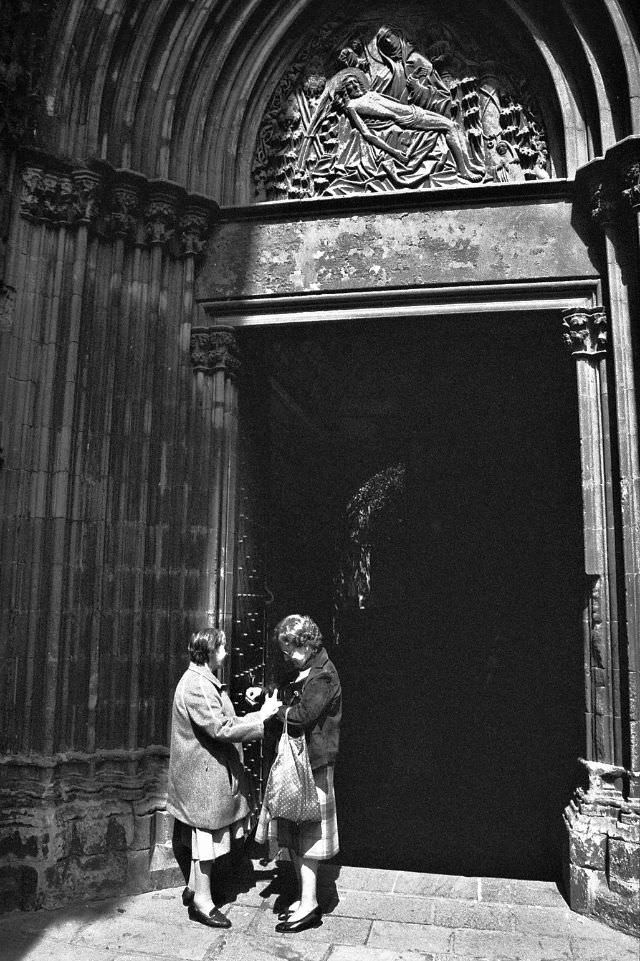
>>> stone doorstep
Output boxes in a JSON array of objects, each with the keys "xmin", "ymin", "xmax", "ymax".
[{"xmin": 1, "ymin": 867, "xmax": 637, "ymax": 961}]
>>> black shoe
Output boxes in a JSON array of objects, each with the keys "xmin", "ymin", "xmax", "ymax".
[
  {"xmin": 275, "ymin": 907, "xmax": 321, "ymax": 933},
  {"xmin": 182, "ymin": 886, "xmax": 194, "ymax": 906},
  {"xmin": 188, "ymin": 904, "xmax": 232, "ymax": 929}
]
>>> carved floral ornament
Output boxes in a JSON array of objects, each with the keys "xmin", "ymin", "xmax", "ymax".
[
  {"xmin": 576, "ymin": 137, "xmax": 640, "ymax": 228},
  {"xmin": 252, "ymin": 20, "xmax": 551, "ymax": 201},
  {"xmin": 19, "ymin": 157, "xmax": 217, "ymax": 257},
  {"xmin": 190, "ymin": 328, "xmax": 241, "ymax": 376},
  {"xmin": 562, "ymin": 307, "xmax": 607, "ymax": 357}
]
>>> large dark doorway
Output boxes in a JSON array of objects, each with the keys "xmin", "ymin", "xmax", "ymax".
[{"xmin": 239, "ymin": 312, "xmax": 584, "ymax": 880}]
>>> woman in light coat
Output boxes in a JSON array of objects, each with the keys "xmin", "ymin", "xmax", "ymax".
[{"xmin": 167, "ymin": 628, "xmax": 280, "ymax": 928}]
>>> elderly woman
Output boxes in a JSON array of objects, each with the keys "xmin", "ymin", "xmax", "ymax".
[
  {"xmin": 256, "ymin": 614, "xmax": 342, "ymax": 934},
  {"xmin": 167, "ymin": 628, "xmax": 280, "ymax": 928}
]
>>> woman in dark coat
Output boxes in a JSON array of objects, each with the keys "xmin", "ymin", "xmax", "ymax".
[
  {"xmin": 255, "ymin": 614, "xmax": 342, "ymax": 934},
  {"xmin": 167, "ymin": 628, "xmax": 280, "ymax": 928}
]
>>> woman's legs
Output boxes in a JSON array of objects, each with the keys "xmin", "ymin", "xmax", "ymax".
[
  {"xmin": 192, "ymin": 858, "xmax": 215, "ymax": 914},
  {"xmin": 286, "ymin": 856, "xmax": 319, "ymax": 922},
  {"xmin": 287, "ymin": 848, "xmax": 301, "ymax": 914}
]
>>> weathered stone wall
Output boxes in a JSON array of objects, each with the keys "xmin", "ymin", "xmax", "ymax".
[{"xmin": 0, "ymin": 752, "xmax": 179, "ymax": 910}]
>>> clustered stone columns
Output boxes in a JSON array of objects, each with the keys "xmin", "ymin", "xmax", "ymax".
[
  {"xmin": 563, "ymin": 138, "xmax": 640, "ymax": 936},
  {"xmin": 0, "ymin": 148, "xmax": 218, "ymax": 908},
  {"xmin": 189, "ymin": 326, "xmax": 241, "ymax": 684}
]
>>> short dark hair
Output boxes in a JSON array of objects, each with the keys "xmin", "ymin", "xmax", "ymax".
[
  {"xmin": 274, "ymin": 615, "xmax": 322, "ymax": 652},
  {"xmin": 189, "ymin": 628, "xmax": 225, "ymax": 665}
]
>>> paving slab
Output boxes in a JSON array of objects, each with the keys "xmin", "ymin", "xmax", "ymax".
[
  {"xmin": 203, "ymin": 932, "xmax": 332, "ymax": 961},
  {"xmin": 71, "ymin": 912, "xmax": 220, "ymax": 960},
  {"xmin": 453, "ymin": 929, "xmax": 574, "ymax": 960},
  {"xmin": 251, "ymin": 906, "xmax": 373, "ymax": 945},
  {"xmin": 431, "ymin": 900, "xmax": 513, "ymax": 932},
  {"xmin": 567, "ymin": 936, "xmax": 640, "ymax": 961},
  {"xmin": 478, "ymin": 879, "xmax": 566, "ymax": 910},
  {"xmin": 367, "ymin": 919, "xmax": 455, "ymax": 954},
  {"xmin": 329, "ymin": 948, "xmax": 440, "ymax": 961},
  {"xmin": 394, "ymin": 873, "xmax": 478, "ymax": 901},
  {"xmin": 331, "ymin": 866, "xmax": 400, "ymax": 894},
  {"xmin": 332, "ymin": 890, "xmax": 436, "ymax": 924}
]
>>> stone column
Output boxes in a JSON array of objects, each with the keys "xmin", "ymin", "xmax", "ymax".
[
  {"xmin": 562, "ymin": 307, "xmax": 620, "ymax": 765},
  {"xmin": 565, "ymin": 141, "xmax": 640, "ymax": 936},
  {"xmin": 621, "ymin": 158, "xmax": 640, "ymax": 782},
  {"xmin": 189, "ymin": 326, "xmax": 241, "ymax": 685}
]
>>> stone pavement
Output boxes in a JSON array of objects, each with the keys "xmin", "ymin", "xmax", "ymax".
[{"xmin": 0, "ymin": 860, "xmax": 637, "ymax": 961}]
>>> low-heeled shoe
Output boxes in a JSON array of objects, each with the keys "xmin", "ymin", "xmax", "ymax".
[
  {"xmin": 188, "ymin": 904, "xmax": 232, "ymax": 928},
  {"xmin": 182, "ymin": 887, "xmax": 195, "ymax": 906},
  {"xmin": 275, "ymin": 906, "xmax": 321, "ymax": 933}
]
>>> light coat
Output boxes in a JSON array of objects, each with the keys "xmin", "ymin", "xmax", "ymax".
[{"xmin": 166, "ymin": 663, "xmax": 264, "ymax": 831}]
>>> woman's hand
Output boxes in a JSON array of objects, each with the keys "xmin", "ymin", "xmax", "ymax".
[
  {"xmin": 245, "ymin": 685, "xmax": 263, "ymax": 706},
  {"xmin": 258, "ymin": 688, "xmax": 282, "ymax": 720}
]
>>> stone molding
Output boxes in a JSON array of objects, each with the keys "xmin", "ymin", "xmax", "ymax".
[
  {"xmin": 190, "ymin": 326, "xmax": 241, "ymax": 375},
  {"xmin": 18, "ymin": 149, "xmax": 218, "ymax": 257},
  {"xmin": 562, "ymin": 306, "xmax": 607, "ymax": 356}
]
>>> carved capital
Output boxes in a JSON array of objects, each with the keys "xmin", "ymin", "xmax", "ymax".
[
  {"xmin": 20, "ymin": 165, "xmax": 45, "ymax": 221},
  {"xmin": 144, "ymin": 191, "xmax": 179, "ymax": 246},
  {"xmin": 178, "ymin": 204, "xmax": 215, "ymax": 259},
  {"xmin": 190, "ymin": 327, "xmax": 241, "ymax": 376},
  {"xmin": 562, "ymin": 307, "xmax": 607, "ymax": 356},
  {"xmin": 107, "ymin": 181, "xmax": 142, "ymax": 241},
  {"xmin": 622, "ymin": 162, "xmax": 640, "ymax": 212},
  {"xmin": 0, "ymin": 283, "xmax": 16, "ymax": 331},
  {"xmin": 589, "ymin": 182, "xmax": 620, "ymax": 229},
  {"xmin": 20, "ymin": 163, "xmax": 102, "ymax": 227},
  {"xmin": 20, "ymin": 166, "xmax": 74, "ymax": 224},
  {"xmin": 71, "ymin": 168, "xmax": 103, "ymax": 225}
]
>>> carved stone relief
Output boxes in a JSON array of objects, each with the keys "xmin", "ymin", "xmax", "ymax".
[
  {"xmin": 190, "ymin": 328, "xmax": 241, "ymax": 376},
  {"xmin": 253, "ymin": 19, "xmax": 550, "ymax": 200},
  {"xmin": 562, "ymin": 307, "xmax": 607, "ymax": 356}
]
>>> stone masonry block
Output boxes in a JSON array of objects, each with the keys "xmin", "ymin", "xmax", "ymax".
[
  {"xmin": 607, "ymin": 838, "xmax": 640, "ymax": 894},
  {"xmin": 592, "ymin": 886, "xmax": 640, "ymax": 938},
  {"xmin": 152, "ymin": 809, "xmax": 173, "ymax": 846},
  {"xmin": 0, "ymin": 830, "xmax": 39, "ymax": 859},
  {"xmin": 126, "ymin": 848, "xmax": 183, "ymax": 895},
  {"xmin": 131, "ymin": 813, "xmax": 153, "ymax": 851},
  {"xmin": 567, "ymin": 863, "xmax": 591, "ymax": 913},
  {"xmin": 43, "ymin": 852, "xmax": 128, "ymax": 909},
  {"xmin": 0, "ymin": 864, "xmax": 39, "ymax": 912},
  {"xmin": 60, "ymin": 812, "xmax": 131, "ymax": 858},
  {"xmin": 570, "ymin": 831, "xmax": 607, "ymax": 870}
]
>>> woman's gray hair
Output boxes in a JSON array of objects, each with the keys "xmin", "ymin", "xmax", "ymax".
[
  {"xmin": 274, "ymin": 614, "xmax": 322, "ymax": 651},
  {"xmin": 189, "ymin": 628, "xmax": 225, "ymax": 665}
]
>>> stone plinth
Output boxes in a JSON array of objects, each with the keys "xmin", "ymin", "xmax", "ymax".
[
  {"xmin": 0, "ymin": 750, "xmax": 181, "ymax": 911},
  {"xmin": 564, "ymin": 760, "xmax": 640, "ymax": 936}
]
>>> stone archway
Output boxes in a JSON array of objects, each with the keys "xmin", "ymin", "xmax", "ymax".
[{"xmin": 1, "ymin": 0, "xmax": 639, "ymax": 933}]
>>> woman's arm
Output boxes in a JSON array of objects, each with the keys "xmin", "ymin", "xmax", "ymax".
[
  {"xmin": 276, "ymin": 672, "xmax": 338, "ymax": 732},
  {"xmin": 188, "ymin": 679, "xmax": 278, "ymax": 742}
]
